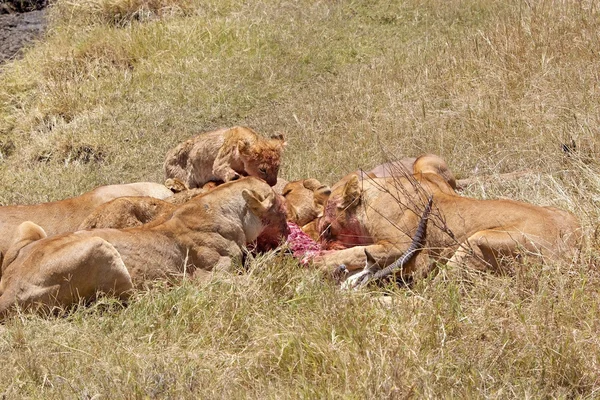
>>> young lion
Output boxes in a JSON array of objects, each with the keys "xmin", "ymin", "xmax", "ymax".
[
  {"xmin": 282, "ymin": 179, "xmax": 331, "ymax": 240},
  {"xmin": 0, "ymin": 178, "xmax": 290, "ymax": 318},
  {"xmin": 164, "ymin": 126, "xmax": 286, "ymax": 189}
]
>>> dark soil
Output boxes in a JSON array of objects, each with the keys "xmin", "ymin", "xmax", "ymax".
[{"xmin": 0, "ymin": 0, "xmax": 47, "ymax": 64}]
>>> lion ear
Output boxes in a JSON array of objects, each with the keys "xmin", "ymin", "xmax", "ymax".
[
  {"xmin": 3, "ymin": 221, "xmax": 47, "ymax": 270},
  {"xmin": 313, "ymin": 185, "xmax": 331, "ymax": 207},
  {"xmin": 15, "ymin": 221, "xmax": 47, "ymax": 243},
  {"xmin": 164, "ymin": 178, "xmax": 189, "ymax": 193},
  {"xmin": 270, "ymin": 134, "xmax": 287, "ymax": 149},
  {"xmin": 237, "ymin": 138, "xmax": 252, "ymax": 155},
  {"xmin": 341, "ymin": 175, "xmax": 361, "ymax": 209},
  {"xmin": 242, "ymin": 189, "xmax": 274, "ymax": 217},
  {"xmin": 302, "ymin": 178, "xmax": 322, "ymax": 191}
]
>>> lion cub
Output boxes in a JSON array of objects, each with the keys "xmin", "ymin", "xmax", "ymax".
[{"xmin": 164, "ymin": 126, "xmax": 285, "ymax": 189}]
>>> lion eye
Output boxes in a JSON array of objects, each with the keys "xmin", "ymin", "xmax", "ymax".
[{"xmin": 259, "ymin": 167, "xmax": 267, "ymax": 176}]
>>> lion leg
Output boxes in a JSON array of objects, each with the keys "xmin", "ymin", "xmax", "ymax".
[
  {"xmin": 211, "ymin": 142, "xmax": 241, "ymax": 183},
  {"xmin": 447, "ymin": 230, "xmax": 528, "ymax": 273},
  {"xmin": 211, "ymin": 163, "xmax": 239, "ymax": 183},
  {"xmin": 0, "ymin": 237, "xmax": 133, "ymax": 318}
]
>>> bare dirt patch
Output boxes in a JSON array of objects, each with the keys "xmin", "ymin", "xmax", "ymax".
[{"xmin": 0, "ymin": 1, "xmax": 47, "ymax": 64}]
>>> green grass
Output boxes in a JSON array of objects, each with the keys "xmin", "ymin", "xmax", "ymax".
[{"xmin": 1, "ymin": 0, "xmax": 600, "ymax": 397}]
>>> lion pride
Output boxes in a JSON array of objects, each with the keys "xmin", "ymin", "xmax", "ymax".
[
  {"xmin": 0, "ymin": 178, "xmax": 289, "ymax": 318},
  {"xmin": 0, "ymin": 182, "xmax": 173, "ymax": 266},
  {"xmin": 164, "ymin": 126, "xmax": 285, "ymax": 188},
  {"xmin": 313, "ymin": 154, "xmax": 581, "ymax": 280}
]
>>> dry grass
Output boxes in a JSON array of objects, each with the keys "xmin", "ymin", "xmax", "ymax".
[{"xmin": 1, "ymin": 0, "xmax": 600, "ymax": 397}]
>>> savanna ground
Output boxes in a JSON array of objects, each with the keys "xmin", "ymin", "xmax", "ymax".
[
  {"xmin": 1, "ymin": 0, "xmax": 600, "ymax": 398},
  {"xmin": 0, "ymin": 0, "xmax": 47, "ymax": 63}
]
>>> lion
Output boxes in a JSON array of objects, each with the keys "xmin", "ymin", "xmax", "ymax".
[
  {"xmin": 78, "ymin": 197, "xmax": 177, "ymax": 230},
  {"xmin": 0, "ymin": 182, "xmax": 173, "ymax": 264},
  {"xmin": 78, "ymin": 185, "xmax": 213, "ymax": 231},
  {"xmin": 0, "ymin": 177, "xmax": 290, "ymax": 317},
  {"xmin": 79, "ymin": 178, "xmax": 327, "ymax": 245},
  {"xmin": 312, "ymin": 154, "xmax": 581, "ymax": 281},
  {"xmin": 280, "ymin": 154, "xmax": 454, "ymax": 242},
  {"xmin": 281, "ymin": 179, "xmax": 331, "ymax": 240},
  {"xmin": 164, "ymin": 126, "xmax": 286, "ymax": 189},
  {"xmin": 336, "ymin": 154, "xmax": 457, "ymax": 191}
]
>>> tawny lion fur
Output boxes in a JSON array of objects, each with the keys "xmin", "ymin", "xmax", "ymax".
[
  {"xmin": 0, "ymin": 182, "xmax": 173, "ymax": 265},
  {"xmin": 0, "ymin": 178, "xmax": 289, "ymax": 317},
  {"xmin": 78, "ymin": 186, "xmax": 210, "ymax": 231},
  {"xmin": 164, "ymin": 126, "xmax": 285, "ymax": 188},
  {"xmin": 313, "ymin": 155, "xmax": 581, "ymax": 278},
  {"xmin": 336, "ymin": 154, "xmax": 457, "ymax": 191},
  {"xmin": 79, "ymin": 178, "xmax": 327, "ymax": 242},
  {"xmin": 282, "ymin": 179, "xmax": 331, "ymax": 240}
]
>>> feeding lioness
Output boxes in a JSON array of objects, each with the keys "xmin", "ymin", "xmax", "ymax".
[
  {"xmin": 281, "ymin": 179, "xmax": 331, "ymax": 240},
  {"xmin": 313, "ymin": 154, "xmax": 581, "ymax": 279},
  {"xmin": 0, "ymin": 182, "xmax": 173, "ymax": 267},
  {"xmin": 0, "ymin": 178, "xmax": 289, "ymax": 317},
  {"xmin": 164, "ymin": 126, "xmax": 285, "ymax": 188}
]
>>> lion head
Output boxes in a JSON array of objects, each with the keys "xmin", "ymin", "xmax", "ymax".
[
  {"xmin": 238, "ymin": 133, "xmax": 286, "ymax": 186},
  {"xmin": 282, "ymin": 178, "xmax": 331, "ymax": 227},
  {"xmin": 317, "ymin": 175, "xmax": 367, "ymax": 251}
]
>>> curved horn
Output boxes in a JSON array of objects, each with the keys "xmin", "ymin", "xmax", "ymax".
[{"xmin": 370, "ymin": 196, "xmax": 433, "ymax": 282}]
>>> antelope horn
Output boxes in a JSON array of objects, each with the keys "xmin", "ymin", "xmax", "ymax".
[{"xmin": 370, "ymin": 196, "xmax": 433, "ymax": 282}]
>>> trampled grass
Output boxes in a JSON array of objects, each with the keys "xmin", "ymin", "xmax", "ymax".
[{"xmin": 1, "ymin": 0, "xmax": 600, "ymax": 397}]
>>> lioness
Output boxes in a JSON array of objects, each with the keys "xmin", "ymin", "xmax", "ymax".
[
  {"xmin": 164, "ymin": 126, "xmax": 285, "ymax": 189},
  {"xmin": 78, "ymin": 185, "xmax": 211, "ymax": 230},
  {"xmin": 281, "ymin": 154, "xmax": 455, "ymax": 242},
  {"xmin": 0, "ymin": 178, "xmax": 289, "ymax": 317},
  {"xmin": 336, "ymin": 154, "xmax": 457, "ymax": 191},
  {"xmin": 78, "ymin": 197, "xmax": 177, "ymax": 230},
  {"xmin": 313, "ymin": 155, "xmax": 581, "ymax": 279},
  {"xmin": 0, "ymin": 182, "xmax": 173, "ymax": 263},
  {"xmin": 281, "ymin": 179, "xmax": 331, "ymax": 240},
  {"xmin": 80, "ymin": 178, "xmax": 329, "ymax": 244}
]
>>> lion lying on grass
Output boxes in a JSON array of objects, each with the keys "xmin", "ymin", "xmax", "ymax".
[
  {"xmin": 313, "ymin": 154, "xmax": 581, "ymax": 281},
  {"xmin": 0, "ymin": 178, "xmax": 289, "ymax": 318},
  {"xmin": 81, "ymin": 178, "xmax": 331, "ymax": 244},
  {"xmin": 0, "ymin": 182, "xmax": 173, "ymax": 265},
  {"xmin": 335, "ymin": 154, "xmax": 457, "ymax": 191},
  {"xmin": 164, "ymin": 126, "xmax": 285, "ymax": 188},
  {"xmin": 77, "ymin": 183, "xmax": 210, "ymax": 230}
]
